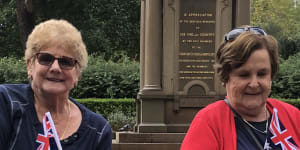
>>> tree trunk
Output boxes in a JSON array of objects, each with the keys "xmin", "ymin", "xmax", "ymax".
[{"xmin": 16, "ymin": 0, "xmax": 35, "ymax": 50}]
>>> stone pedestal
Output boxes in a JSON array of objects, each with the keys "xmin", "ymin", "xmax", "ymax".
[
  {"xmin": 113, "ymin": 0, "xmax": 250, "ymax": 149},
  {"xmin": 113, "ymin": 132, "xmax": 184, "ymax": 150}
]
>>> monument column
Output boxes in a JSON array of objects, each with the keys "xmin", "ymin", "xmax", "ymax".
[
  {"xmin": 137, "ymin": 0, "xmax": 166, "ymax": 133},
  {"xmin": 143, "ymin": 0, "xmax": 162, "ymax": 91}
]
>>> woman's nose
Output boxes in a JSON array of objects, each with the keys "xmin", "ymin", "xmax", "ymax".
[
  {"xmin": 249, "ymin": 76, "xmax": 259, "ymax": 88},
  {"xmin": 49, "ymin": 59, "xmax": 62, "ymax": 71}
]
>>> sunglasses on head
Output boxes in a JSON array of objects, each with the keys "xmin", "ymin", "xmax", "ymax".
[
  {"xmin": 224, "ymin": 27, "xmax": 267, "ymax": 42},
  {"xmin": 35, "ymin": 53, "xmax": 78, "ymax": 70}
]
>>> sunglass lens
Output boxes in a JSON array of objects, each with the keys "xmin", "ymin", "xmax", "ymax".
[
  {"xmin": 38, "ymin": 53, "xmax": 55, "ymax": 66},
  {"xmin": 58, "ymin": 57, "xmax": 76, "ymax": 69},
  {"xmin": 252, "ymin": 28, "xmax": 266, "ymax": 35},
  {"xmin": 226, "ymin": 29, "xmax": 244, "ymax": 41}
]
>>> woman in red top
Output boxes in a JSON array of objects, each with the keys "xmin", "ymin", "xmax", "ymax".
[{"xmin": 181, "ymin": 26, "xmax": 300, "ymax": 150}]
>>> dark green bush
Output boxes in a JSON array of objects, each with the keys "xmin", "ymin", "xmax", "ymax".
[
  {"xmin": 76, "ymin": 98, "xmax": 136, "ymax": 119},
  {"xmin": 271, "ymin": 52, "xmax": 300, "ymax": 99},
  {"xmin": 2, "ymin": 53, "xmax": 300, "ymax": 99},
  {"xmin": 0, "ymin": 55, "xmax": 140, "ymax": 98},
  {"xmin": 0, "ymin": 57, "xmax": 28, "ymax": 84},
  {"xmin": 70, "ymin": 55, "xmax": 139, "ymax": 98}
]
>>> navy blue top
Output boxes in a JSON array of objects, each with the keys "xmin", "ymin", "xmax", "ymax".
[
  {"xmin": 0, "ymin": 84, "xmax": 112, "ymax": 150},
  {"xmin": 235, "ymin": 116, "xmax": 270, "ymax": 150}
]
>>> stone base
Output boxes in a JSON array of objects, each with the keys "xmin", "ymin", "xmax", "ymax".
[
  {"xmin": 112, "ymin": 132, "xmax": 185, "ymax": 150},
  {"xmin": 136, "ymin": 123, "xmax": 190, "ymax": 133}
]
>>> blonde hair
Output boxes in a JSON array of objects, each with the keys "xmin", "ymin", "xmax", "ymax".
[{"xmin": 25, "ymin": 19, "xmax": 88, "ymax": 70}]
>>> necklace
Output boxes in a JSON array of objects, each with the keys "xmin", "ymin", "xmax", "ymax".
[
  {"xmin": 242, "ymin": 108, "xmax": 269, "ymax": 134},
  {"xmin": 59, "ymin": 100, "xmax": 71, "ymax": 140},
  {"xmin": 34, "ymin": 95, "xmax": 71, "ymax": 140}
]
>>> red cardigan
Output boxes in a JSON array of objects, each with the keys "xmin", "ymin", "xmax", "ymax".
[{"xmin": 181, "ymin": 98, "xmax": 300, "ymax": 150}]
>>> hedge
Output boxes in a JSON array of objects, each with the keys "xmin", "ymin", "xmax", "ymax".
[
  {"xmin": 76, "ymin": 98, "xmax": 136, "ymax": 119},
  {"xmin": 0, "ymin": 55, "xmax": 140, "ymax": 98},
  {"xmin": 70, "ymin": 55, "xmax": 139, "ymax": 98},
  {"xmin": 77, "ymin": 98, "xmax": 300, "ymax": 131},
  {"xmin": 0, "ymin": 57, "xmax": 28, "ymax": 83},
  {"xmin": 271, "ymin": 52, "xmax": 300, "ymax": 99},
  {"xmin": 76, "ymin": 98, "xmax": 300, "ymax": 119},
  {"xmin": 1, "ymin": 54, "xmax": 300, "ymax": 99}
]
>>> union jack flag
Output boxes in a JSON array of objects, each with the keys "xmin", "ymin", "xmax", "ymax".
[
  {"xmin": 264, "ymin": 108, "xmax": 300, "ymax": 150},
  {"xmin": 36, "ymin": 112, "xmax": 62, "ymax": 150}
]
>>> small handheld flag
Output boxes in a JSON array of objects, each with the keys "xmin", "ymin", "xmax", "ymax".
[
  {"xmin": 36, "ymin": 112, "xmax": 63, "ymax": 150},
  {"xmin": 264, "ymin": 108, "xmax": 300, "ymax": 150}
]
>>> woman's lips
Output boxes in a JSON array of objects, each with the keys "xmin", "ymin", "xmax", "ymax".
[
  {"xmin": 245, "ymin": 92, "xmax": 261, "ymax": 95},
  {"xmin": 47, "ymin": 78, "xmax": 63, "ymax": 82}
]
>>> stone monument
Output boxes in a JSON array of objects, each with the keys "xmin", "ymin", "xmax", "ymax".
[{"xmin": 113, "ymin": 0, "xmax": 250, "ymax": 149}]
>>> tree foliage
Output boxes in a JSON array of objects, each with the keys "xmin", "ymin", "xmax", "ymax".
[
  {"xmin": 1, "ymin": 0, "xmax": 140, "ymax": 60},
  {"xmin": 70, "ymin": 55, "xmax": 139, "ymax": 98},
  {"xmin": 272, "ymin": 52, "xmax": 300, "ymax": 98},
  {"xmin": 0, "ymin": 0, "xmax": 23, "ymax": 57},
  {"xmin": 35, "ymin": 0, "xmax": 140, "ymax": 60},
  {"xmin": 251, "ymin": 0, "xmax": 300, "ymax": 59},
  {"xmin": 251, "ymin": 0, "xmax": 300, "ymax": 98},
  {"xmin": 0, "ymin": 55, "xmax": 140, "ymax": 98}
]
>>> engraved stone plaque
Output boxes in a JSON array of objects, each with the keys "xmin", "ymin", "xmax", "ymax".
[{"xmin": 178, "ymin": 0, "xmax": 216, "ymax": 93}]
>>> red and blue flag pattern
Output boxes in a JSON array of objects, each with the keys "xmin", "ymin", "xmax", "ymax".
[
  {"xmin": 35, "ymin": 112, "xmax": 62, "ymax": 150},
  {"xmin": 264, "ymin": 108, "xmax": 300, "ymax": 150}
]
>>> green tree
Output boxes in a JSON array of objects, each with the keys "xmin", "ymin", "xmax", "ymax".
[
  {"xmin": 251, "ymin": 0, "xmax": 300, "ymax": 59},
  {"xmin": 0, "ymin": 0, "xmax": 23, "ymax": 57},
  {"xmin": 82, "ymin": 0, "xmax": 140, "ymax": 60},
  {"xmin": 272, "ymin": 52, "xmax": 300, "ymax": 98},
  {"xmin": 30, "ymin": 0, "xmax": 140, "ymax": 60},
  {"xmin": 16, "ymin": 0, "xmax": 35, "ymax": 49},
  {"xmin": 1, "ymin": 0, "xmax": 140, "ymax": 60},
  {"xmin": 251, "ymin": 0, "xmax": 276, "ymax": 28}
]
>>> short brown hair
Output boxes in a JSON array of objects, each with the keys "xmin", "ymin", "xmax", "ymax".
[{"xmin": 215, "ymin": 31, "xmax": 279, "ymax": 83}]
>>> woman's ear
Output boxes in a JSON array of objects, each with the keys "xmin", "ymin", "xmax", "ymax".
[{"xmin": 26, "ymin": 59, "xmax": 33, "ymax": 80}]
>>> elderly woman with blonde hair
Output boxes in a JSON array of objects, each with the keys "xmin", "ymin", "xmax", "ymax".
[{"xmin": 0, "ymin": 19, "xmax": 112, "ymax": 150}]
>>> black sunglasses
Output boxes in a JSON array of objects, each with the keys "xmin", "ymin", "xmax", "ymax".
[
  {"xmin": 224, "ymin": 27, "xmax": 267, "ymax": 42},
  {"xmin": 35, "ymin": 53, "xmax": 78, "ymax": 70}
]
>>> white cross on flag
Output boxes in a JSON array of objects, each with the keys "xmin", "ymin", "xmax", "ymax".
[
  {"xmin": 264, "ymin": 108, "xmax": 300, "ymax": 150},
  {"xmin": 35, "ymin": 112, "xmax": 62, "ymax": 150}
]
